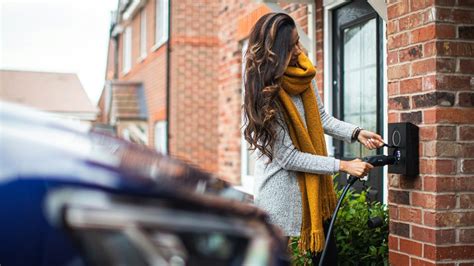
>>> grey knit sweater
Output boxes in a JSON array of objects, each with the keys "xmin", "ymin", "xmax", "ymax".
[{"xmin": 253, "ymin": 79, "xmax": 358, "ymax": 236}]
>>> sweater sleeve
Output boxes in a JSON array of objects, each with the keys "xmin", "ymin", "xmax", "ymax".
[
  {"xmin": 312, "ymin": 79, "xmax": 358, "ymax": 143},
  {"xmin": 272, "ymin": 120, "xmax": 340, "ymax": 175}
]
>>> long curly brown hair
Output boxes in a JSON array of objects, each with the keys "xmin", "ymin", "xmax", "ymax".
[{"xmin": 243, "ymin": 13, "xmax": 297, "ymax": 161}]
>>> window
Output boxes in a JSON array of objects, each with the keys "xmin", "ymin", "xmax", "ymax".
[
  {"xmin": 154, "ymin": 121, "xmax": 167, "ymax": 154},
  {"xmin": 238, "ymin": 40, "xmax": 256, "ymax": 194},
  {"xmin": 154, "ymin": 0, "xmax": 169, "ymax": 49},
  {"xmin": 123, "ymin": 26, "xmax": 132, "ymax": 73},
  {"xmin": 332, "ymin": 1, "xmax": 385, "ymax": 202},
  {"xmin": 140, "ymin": 8, "xmax": 147, "ymax": 58}
]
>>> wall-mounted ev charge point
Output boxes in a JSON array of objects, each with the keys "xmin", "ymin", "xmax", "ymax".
[{"xmin": 387, "ymin": 122, "xmax": 419, "ymax": 176}]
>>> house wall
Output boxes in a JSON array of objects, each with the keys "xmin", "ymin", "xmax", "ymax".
[
  {"xmin": 117, "ymin": 0, "xmax": 168, "ymax": 147},
  {"xmin": 168, "ymin": 0, "xmax": 220, "ymax": 173},
  {"xmin": 385, "ymin": 0, "xmax": 474, "ymax": 264}
]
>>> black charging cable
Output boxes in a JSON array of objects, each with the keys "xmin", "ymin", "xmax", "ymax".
[{"xmin": 318, "ymin": 153, "xmax": 397, "ymax": 266}]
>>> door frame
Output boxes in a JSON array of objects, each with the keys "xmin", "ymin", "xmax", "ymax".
[{"xmin": 323, "ymin": 0, "xmax": 389, "ymax": 203}]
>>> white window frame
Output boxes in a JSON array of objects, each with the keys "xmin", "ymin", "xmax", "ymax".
[
  {"xmin": 153, "ymin": 0, "xmax": 169, "ymax": 50},
  {"xmin": 237, "ymin": 39, "xmax": 255, "ymax": 195},
  {"xmin": 140, "ymin": 8, "xmax": 147, "ymax": 59},
  {"xmin": 123, "ymin": 26, "xmax": 132, "ymax": 74},
  {"xmin": 154, "ymin": 121, "xmax": 168, "ymax": 154}
]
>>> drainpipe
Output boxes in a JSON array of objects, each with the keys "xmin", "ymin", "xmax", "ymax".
[{"xmin": 165, "ymin": 0, "xmax": 172, "ymax": 154}]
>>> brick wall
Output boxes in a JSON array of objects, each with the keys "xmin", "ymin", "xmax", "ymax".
[
  {"xmin": 168, "ymin": 0, "xmax": 220, "ymax": 173},
  {"xmin": 386, "ymin": 0, "xmax": 474, "ymax": 264},
  {"xmin": 117, "ymin": 0, "xmax": 168, "ymax": 147}
]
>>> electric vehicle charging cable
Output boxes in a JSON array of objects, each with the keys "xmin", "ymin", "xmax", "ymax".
[{"xmin": 318, "ymin": 149, "xmax": 398, "ymax": 266}]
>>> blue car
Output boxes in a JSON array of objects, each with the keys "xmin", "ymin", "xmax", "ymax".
[{"xmin": 0, "ymin": 102, "xmax": 289, "ymax": 266}]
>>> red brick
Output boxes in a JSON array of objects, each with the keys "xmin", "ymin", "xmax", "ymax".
[
  {"xmin": 411, "ymin": 0, "xmax": 434, "ymax": 11},
  {"xmin": 389, "ymin": 251, "xmax": 410, "ymax": 266},
  {"xmin": 412, "ymin": 91, "xmax": 455, "ymax": 108},
  {"xmin": 388, "ymin": 50, "xmax": 399, "ymax": 65},
  {"xmin": 435, "ymin": 0, "xmax": 456, "ymax": 6},
  {"xmin": 460, "ymin": 59, "xmax": 474, "ymax": 74},
  {"xmin": 425, "ymin": 211, "xmax": 474, "ymax": 227},
  {"xmin": 459, "ymin": 228, "xmax": 474, "ymax": 243},
  {"xmin": 400, "ymin": 77, "xmax": 422, "ymax": 93},
  {"xmin": 437, "ymin": 74, "xmax": 472, "ymax": 91},
  {"xmin": 422, "ymin": 75, "xmax": 436, "ymax": 91},
  {"xmin": 388, "ymin": 112, "xmax": 401, "ymax": 123},
  {"xmin": 460, "ymin": 126, "xmax": 474, "ymax": 141},
  {"xmin": 389, "ymin": 235, "xmax": 400, "ymax": 251},
  {"xmin": 399, "ymin": 175, "xmax": 422, "ymax": 189},
  {"xmin": 460, "ymin": 194, "xmax": 474, "ymax": 208},
  {"xmin": 388, "ymin": 32, "xmax": 410, "ymax": 50},
  {"xmin": 389, "ymin": 96, "xmax": 410, "ymax": 110},
  {"xmin": 423, "ymin": 41, "xmax": 437, "ymax": 57},
  {"xmin": 420, "ymin": 126, "xmax": 436, "ymax": 141},
  {"xmin": 387, "ymin": 20, "xmax": 399, "ymax": 35},
  {"xmin": 423, "ymin": 108, "xmax": 474, "ymax": 124},
  {"xmin": 388, "ymin": 64, "xmax": 411, "ymax": 79},
  {"xmin": 461, "ymin": 159, "xmax": 474, "ymax": 174},
  {"xmin": 399, "ymin": 44, "xmax": 423, "ymax": 63},
  {"xmin": 400, "ymin": 238, "xmax": 423, "ymax": 256},
  {"xmin": 389, "ymin": 189, "xmax": 410, "ymax": 205},
  {"xmin": 410, "ymin": 258, "xmax": 436, "ymax": 266},
  {"xmin": 424, "ymin": 244, "xmax": 436, "ymax": 260},
  {"xmin": 436, "ymin": 24, "xmax": 456, "ymax": 39},
  {"xmin": 459, "ymin": 92, "xmax": 474, "ymax": 107},
  {"xmin": 411, "ymin": 191, "xmax": 456, "ymax": 209},
  {"xmin": 423, "ymin": 175, "xmax": 457, "ymax": 192},
  {"xmin": 458, "ymin": 176, "xmax": 474, "ymax": 191},
  {"xmin": 437, "ymin": 58, "xmax": 456, "ymax": 73},
  {"xmin": 387, "ymin": 0, "xmax": 409, "ymax": 19},
  {"xmin": 460, "ymin": 143, "xmax": 474, "ymax": 158},
  {"xmin": 435, "ymin": 126, "xmax": 457, "ymax": 140},
  {"xmin": 388, "ymin": 81, "xmax": 400, "ymax": 96},
  {"xmin": 411, "ymin": 24, "xmax": 436, "ymax": 43},
  {"xmin": 412, "ymin": 58, "xmax": 436, "ymax": 75},
  {"xmin": 389, "ymin": 204, "xmax": 400, "ymax": 220},
  {"xmin": 419, "ymin": 158, "xmax": 456, "ymax": 175},
  {"xmin": 423, "ymin": 141, "xmax": 459, "ymax": 157},
  {"xmin": 424, "ymin": 244, "xmax": 474, "ymax": 260},
  {"xmin": 452, "ymin": 8, "xmax": 474, "ymax": 24},
  {"xmin": 399, "ymin": 206, "xmax": 422, "ymax": 223},
  {"xmin": 390, "ymin": 221, "xmax": 411, "ymax": 237},
  {"xmin": 436, "ymin": 42, "xmax": 474, "ymax": 57},
  {"xmin": 412, "ymin": 225, "xmax": 455, "ymax": 244},
  {"xmin": 399, "ymin": 13, "xmax": 424, "ymax": 31}
]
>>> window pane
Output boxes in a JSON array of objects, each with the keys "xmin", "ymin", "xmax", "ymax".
[
  {"xmin": 342, "ymin": 18, "xmax": 377, "ymax": 158},
  {"xmin": 154, "ymin": 121, "xmax": 167, "ymax": 154},
  {"xmin": 155, "ymin": 0, "xmax": 162, "ymax": 43},
  {"xmin": 123, "ymin": 26, "xmax": 132, "ymax": 73},
  {"xmin": 155, "ymin": 0, "xmax": 168, "ymax": 46},
  {"xmin": 140, "ymin": 9, "xmax": 146, "ymax": 57},
  {"xmin": 247, "ymin": 144, "xmax": 256, "ymax": 176}
]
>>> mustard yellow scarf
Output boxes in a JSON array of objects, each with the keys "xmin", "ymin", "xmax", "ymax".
[{"xmin": 278, "ymin": 53, "xmax": 337, "ymax": 253}]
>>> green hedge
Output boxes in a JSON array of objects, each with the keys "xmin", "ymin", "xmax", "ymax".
[{"xmin": 290, "ymin": 181, "xmax": 389, "ymax": 265}]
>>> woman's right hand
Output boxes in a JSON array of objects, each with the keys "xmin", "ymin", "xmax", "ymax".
[{"xmin": 339, "ymin": 159, "xmax": 374, "ymax": 178}]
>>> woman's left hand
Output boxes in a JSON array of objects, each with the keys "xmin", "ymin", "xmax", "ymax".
[{"xmin": 358, "ymin": 130, "xmax": 384, "ymax": 150}]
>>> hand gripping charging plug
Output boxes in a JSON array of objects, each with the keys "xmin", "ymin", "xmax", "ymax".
[{"xmin": 318, "ymin": 145, "xmax": 400, "ymax": 266}]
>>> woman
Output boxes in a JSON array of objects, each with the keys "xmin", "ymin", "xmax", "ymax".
[{"xmin": 242, "ymin": 13, "xmax": 384, "ymax": 264}]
